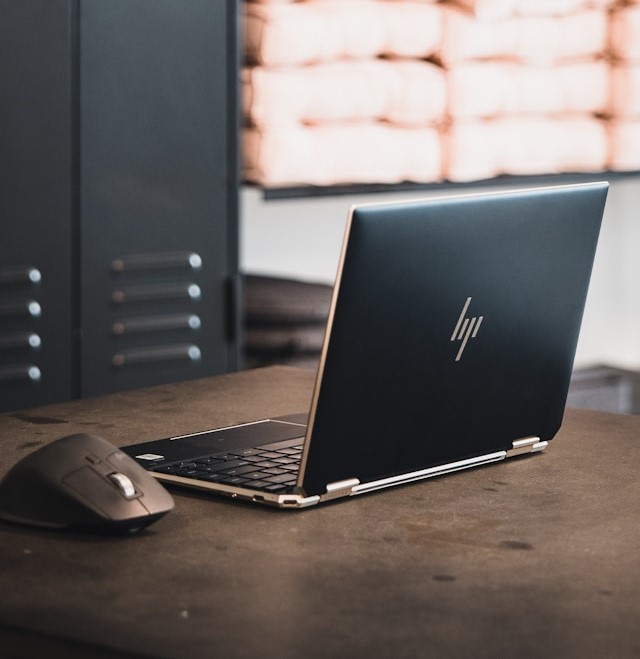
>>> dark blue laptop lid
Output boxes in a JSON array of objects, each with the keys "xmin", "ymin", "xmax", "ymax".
[{"xmin": 300, "ymin": 182, "xmax": 608, "ymax": 496}]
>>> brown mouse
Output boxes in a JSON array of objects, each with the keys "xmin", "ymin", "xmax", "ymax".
[{"xmin": 0, "ymin": 433, "xmax": 174, "ymax": 533}]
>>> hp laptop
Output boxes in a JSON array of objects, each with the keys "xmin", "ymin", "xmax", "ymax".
[{"xmin": 123, "ymin": 182, "xmax": 608, "ymax": 508}]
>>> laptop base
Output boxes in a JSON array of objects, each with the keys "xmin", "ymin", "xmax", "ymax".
[{"xmin": 125, "ymin": 422, "xmax": 546, "ymax": 509}]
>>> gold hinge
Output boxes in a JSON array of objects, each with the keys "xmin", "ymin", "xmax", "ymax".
[
  {"xmin": 506, "ymin": 436, "xmax": 548, "ymax": 458},
  {"xmin": 324, "ymin": 478, "xmax": 360, "ymax": 499}
]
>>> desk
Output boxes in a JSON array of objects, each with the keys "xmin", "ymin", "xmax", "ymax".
[{"xmin": 1, "ymin": 366, "xmax": 639, "ymax": 658}]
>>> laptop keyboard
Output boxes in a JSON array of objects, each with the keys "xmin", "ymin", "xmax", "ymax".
[{"xmin": 150, "ymin": 437, "xmax": 303, "ymax": 493}]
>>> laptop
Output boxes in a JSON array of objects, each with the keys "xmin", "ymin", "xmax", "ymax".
[{"xmin": 123, "ymin": 181, "xmax": 608, "ymax": 508}]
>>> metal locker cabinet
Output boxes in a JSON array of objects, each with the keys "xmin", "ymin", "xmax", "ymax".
[{"xmin": 0, "ymin": 0, "xmax": 240, "ymax": 410}]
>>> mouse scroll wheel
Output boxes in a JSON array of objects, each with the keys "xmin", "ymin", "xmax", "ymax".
[{"xmin": 108, "ymin": 472, "xmax": 137, "ymax": 500}]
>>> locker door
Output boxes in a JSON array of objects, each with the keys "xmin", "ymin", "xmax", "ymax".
[
  {"xmin": 79, "ymin": 0, "xmax": 239, "ymax": 396},
  {"xmin": 0, "ymin": 0, "xmax": 75, "ymax": 412}
]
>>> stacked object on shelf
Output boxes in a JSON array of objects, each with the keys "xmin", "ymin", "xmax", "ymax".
[
  {"xmin": 242, "ymin": 0, "xmax": 630, "ymax": 188},
  {"xmin": 609, "ymin": 1, "xmax": 640, "ymax": 171},
  {"xmin": 243, "ymin": 275, "xmax": 332, "ymax": 369},
  {"xmin": 442, "ymin": 1, "xmax": 611, "ymax": 181},
  {"xmin": 243, "ymin": 0, "xmax": 446, "ymax": 187},
  {"xmin": 452, "ymin": 0, "xmax": 613, "ymax": 21}
]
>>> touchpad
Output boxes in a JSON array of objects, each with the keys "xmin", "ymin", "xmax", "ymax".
[{"xmin": 183, "ymin": 420, "xmax": 304, "ymax": 452}]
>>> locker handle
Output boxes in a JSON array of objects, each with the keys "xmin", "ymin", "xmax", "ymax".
[
  {"xmin": 111, "ymin": 252, "xmax": 202, "ymax": 273},
  {"xmin": 112, "ymin": 314, "xmax": 201, "ymax": 335},
  {"xmin": 0, "ymin": 364, "xmax": 42, "ymax": 382},
  {"xmin": 111, "ymin": 283, "xmax": 201, "ymax": 304},
  {"xmin": 0, "ymin": 300, "xmax": 42, "ymax": 318},
  {"xmin": 0, "ymin": 267, "xmax": 41, "ymax": 286},
  {"xmin": 112, "ymin": 343, "xmax": 202, "ymax": 367},
  {"xmin": 0, "ymin": 332, "xmax": 42, "ymax": 350}
]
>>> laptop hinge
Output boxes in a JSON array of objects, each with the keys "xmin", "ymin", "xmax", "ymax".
[
  {"xmin": 325, "ymin": 478, "xmax": 360, "ymax": 496},
  {"xmin": 506, "ymin": 436, "xmax": 548, "ymax": 458}
]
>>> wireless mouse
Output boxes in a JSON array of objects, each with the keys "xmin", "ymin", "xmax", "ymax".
[{"xmin": 0, "ymin": 433, "xmax": 174, "ymax": 533}]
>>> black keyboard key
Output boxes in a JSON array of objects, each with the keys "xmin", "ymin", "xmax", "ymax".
[
  {"xmin": 217, "ymin": 459, "xmax": 249, "ymax": 471},
  {"xmin": 244, "ymin": 479, "xmax": 273, "ymax": 489},
  {"xmin": 254, "ymin": 451, "xmax": 282, "ymax": 459},
  {"xmin": 195, "ymin": 459, "xmax": 226, "ymax": 469},
  {"xmin": 265, "ymin": 474, "xmax": 297, "ymax": 485},
  {"xmin": 162, "ymin": 467, "xmax": 208, "ymax": 478},
  {"xmin": 227, "ymin": 448, "xmax": 261, "ymax": 458},
  {"xmin": 277, "ymin": 448, "xmax": 302, "ymax": 455},
  {"xmin": 219, "ymin": 468, "xmax": 247, "ymax": 477},
  {"xmin": 219, "ymin": 476, "xmax": 250, "ymax": 486},
  {"xmin": 236, "ymin": 471, "xmax": 271, "ymax": 481},
  {"xmin": 153, "ymin": 464, "xmax": 180, "ymax": 474},
  {"xmin": 200, "ymin": 473, "xmax": 226, "ymax": 482},
  {"xmin": 243, "ymin": 456, "xmax": 273, "ymax": 465},
  {"xmin": 273, "ymin": 457, "xmax": 298, "ymax": 465},
  {"xmin": 224, "ymin": 465, "xmax": 264, "ymax": 477},
  {"xmin": 262, "ymin": 467, "xmax": 289, "ymax": 476},
  {"xmin": 258, "ymin": 438, "xmax": 305, "ymax": 451},
  {"xmin": 210, "ymin": 453, "xmax": 239, "ymax": 462},
  {"xmin": 264, "ymin": 484, "xmax": 289, "ymax": 493}
]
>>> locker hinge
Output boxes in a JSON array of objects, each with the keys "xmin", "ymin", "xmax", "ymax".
[{"xmin": 225, "ymin": 274, "xmax": 243, "ymax": 344}]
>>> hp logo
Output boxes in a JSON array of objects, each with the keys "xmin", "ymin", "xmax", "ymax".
[{"xmin": 451, "ymin": 297, "xmax": 483, "ymax": 362}]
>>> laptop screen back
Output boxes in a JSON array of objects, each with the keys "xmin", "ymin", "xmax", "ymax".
[{"xmin": 300, "ymin": 183, "xmax": 608, "ymax": 495}]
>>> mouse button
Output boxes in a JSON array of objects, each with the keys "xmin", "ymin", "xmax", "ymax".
[
  {"xmin": 106, "ymin": 448, "xmax": 137, "ymax": 466},
  {"xmin": 62, "ymin": 467, "xmax": 147, "ymax": 521},
  {"xmin": 23, "ymin": 442, "xmax": 81, "ymax": 482}
]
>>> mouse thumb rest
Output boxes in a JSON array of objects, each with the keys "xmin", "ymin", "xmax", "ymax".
[{"xmin": 0, "ymin": 466, "xmax": 133, "ymax": 530}]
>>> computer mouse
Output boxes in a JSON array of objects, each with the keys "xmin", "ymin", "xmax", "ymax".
[{"xmin": 0, "ymin": 433, "xmax": 174, "ymax": 533}]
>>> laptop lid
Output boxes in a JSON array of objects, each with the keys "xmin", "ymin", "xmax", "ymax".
[{"xmin": 298, "ymin": 182, "xmax": 608, "ymax": 496}]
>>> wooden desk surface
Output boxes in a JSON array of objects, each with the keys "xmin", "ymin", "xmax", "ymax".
[{"xmin": 0, "ymin": 366, "xmax": 639, "ymax": 658}]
